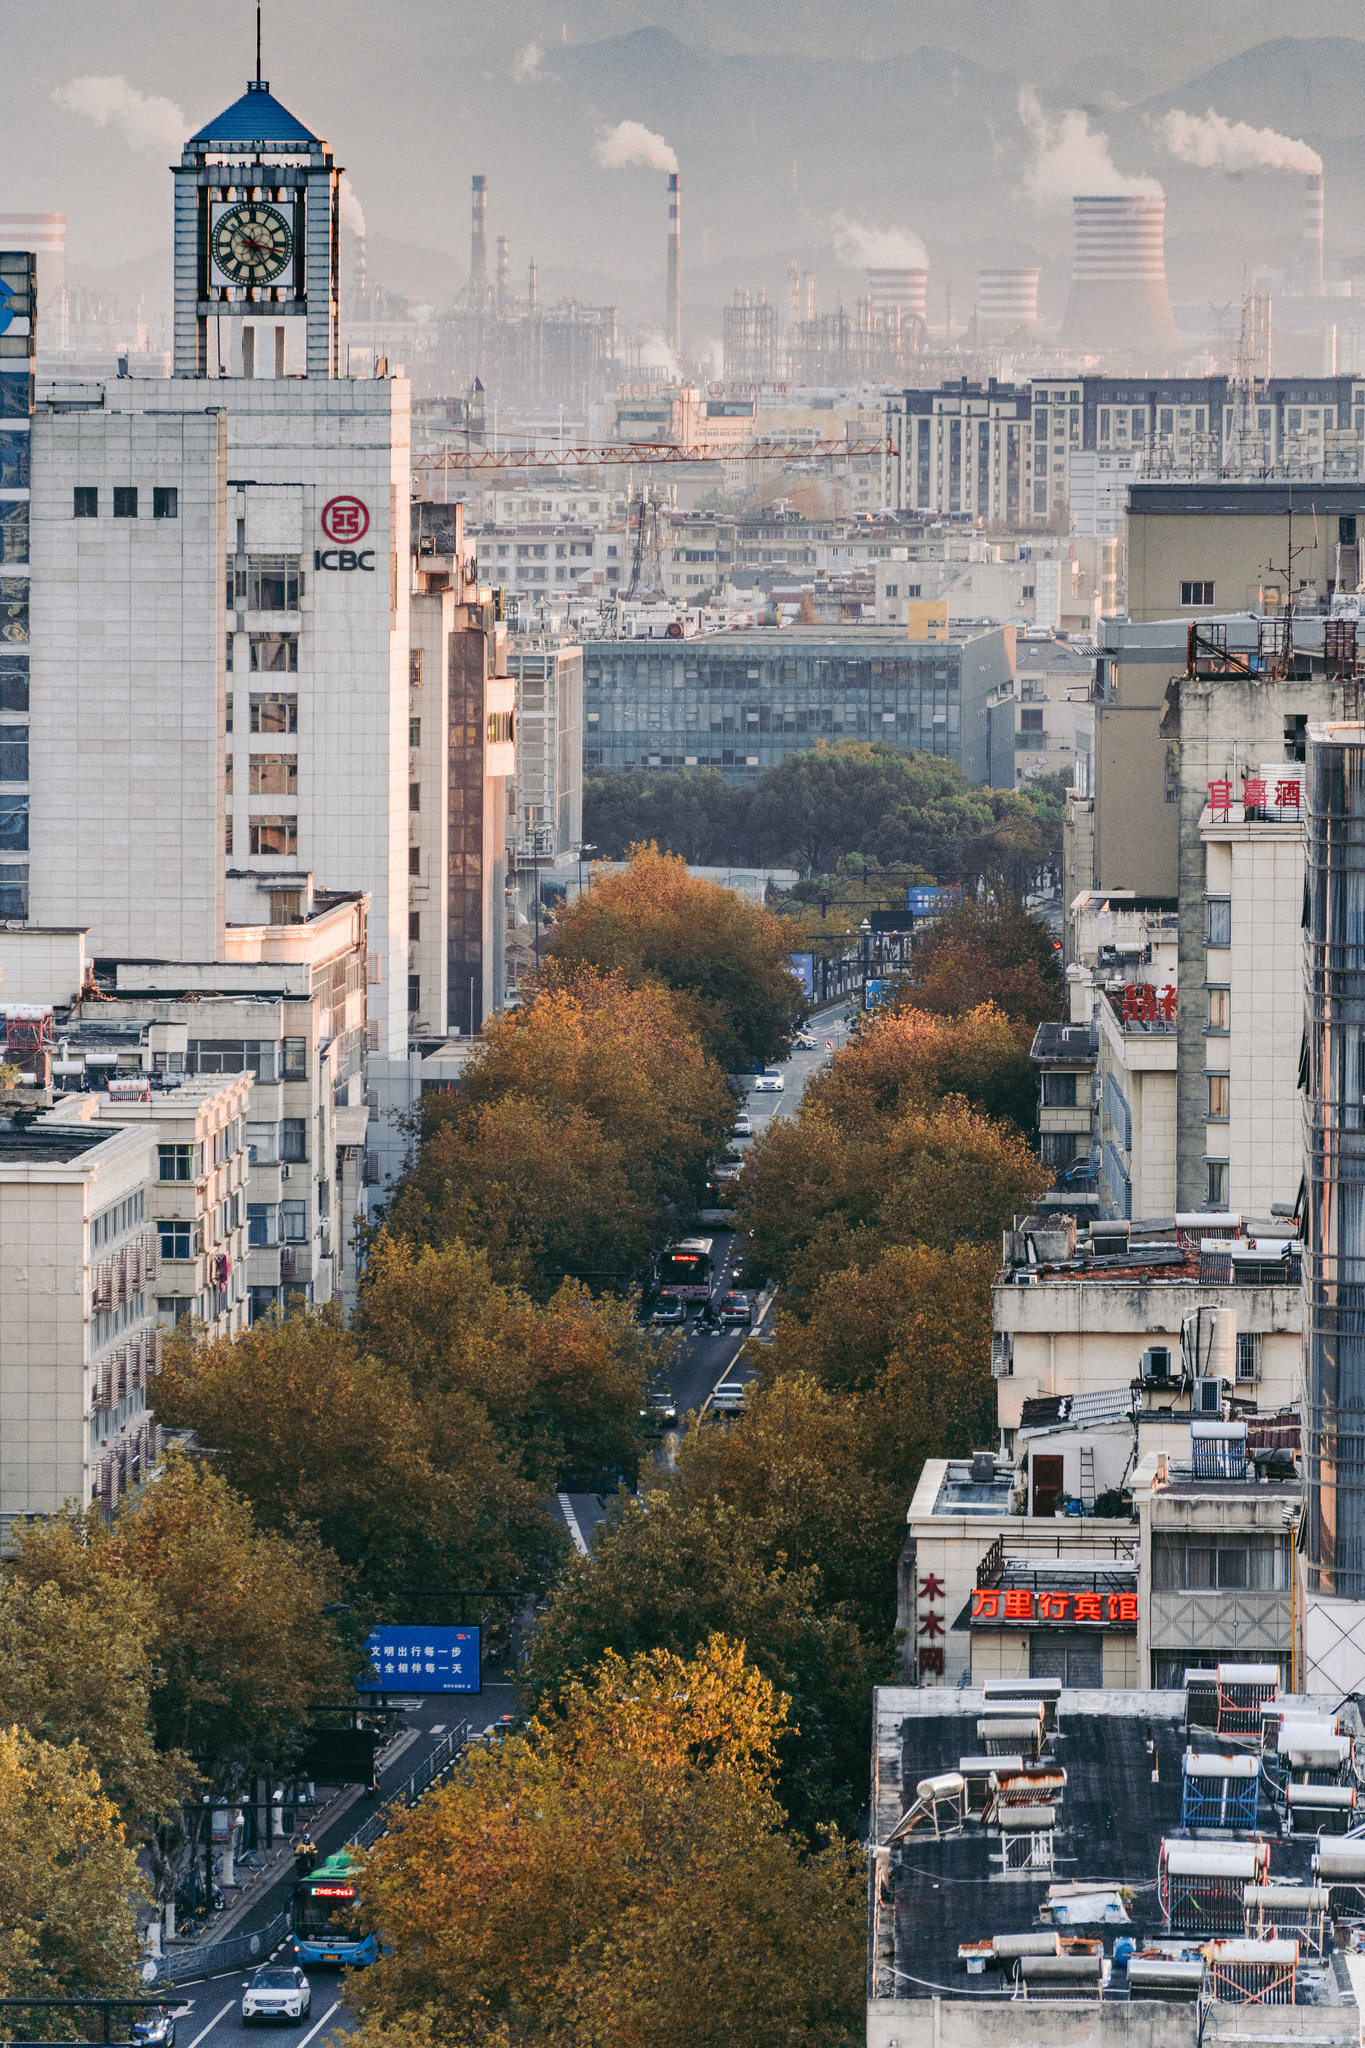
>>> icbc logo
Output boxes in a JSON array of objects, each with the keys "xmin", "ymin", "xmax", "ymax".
[{"xmin": 320, "ymin": 495, "xmax": 369, "ymax": 544}]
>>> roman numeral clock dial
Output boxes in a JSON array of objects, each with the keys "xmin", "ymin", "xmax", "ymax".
[{"xmin": 212, "ymin": 201, "xmax": 294, "ymax": 285}]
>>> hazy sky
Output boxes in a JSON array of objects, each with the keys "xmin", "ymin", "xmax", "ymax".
[{"xmin": 7, "ymin": 1, "xmax": 1365, "ymax": 320}]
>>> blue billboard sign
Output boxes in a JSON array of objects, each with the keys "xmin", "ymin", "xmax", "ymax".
[
  {"xmin": 358, "ymin": 1625, "xmax": 481, "ymax": 1694},
  {"xmin": 907, "ymin": 885, "xmax": 963, "ymax": 918},
  {"xmin": 864, "ymin": 979, "xmax": 897, "ymax": 1009},
  {"xmin": 789, "ymin": 951, "xmax": 815, "ymax": 1000}
]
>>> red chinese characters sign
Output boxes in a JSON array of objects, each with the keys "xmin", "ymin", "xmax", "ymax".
[
  {"xmin": 1208, "ymin": 776, "xmax": 1302, "ymax": 821},
  {"xmin": 918, "ymin": 1571, "xmax": 946, "ymax": 1679},
  {"xmin": 1121, "ymin": 983, "xmax": 1176, "ymax": 1025},
  {"xmin": 971, "ymin": 1586, "xmax": 1137, "ymax": 1627}
]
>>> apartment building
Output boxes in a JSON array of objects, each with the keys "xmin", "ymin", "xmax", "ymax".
[
  {"xmin": 0, "ymin": 1112, "xmax": 156, "ymax": 1534},
  {"xmin": 1127, "ymin": 479, "xmax": 1365, "ymax": 623},
  {"xmin": 47, "ymin": 1074, "xmax": 253, "ymax": 1337},
  {"xmin": 883, "ymin": 379, "xmax": 1031, "ymax": 526}
]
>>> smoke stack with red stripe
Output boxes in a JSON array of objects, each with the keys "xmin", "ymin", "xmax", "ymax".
[
  {"xmin": 667, "ymin": 172, "xmax": 682, "ymax": 363},
  {"xmin": 1306, "ymin": 172, "xmax": 1325, "ymax": 298}
]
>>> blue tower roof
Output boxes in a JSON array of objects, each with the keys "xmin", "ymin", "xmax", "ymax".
[{"xmin": 189, "ymin": 80, "xmax": 318, "ymax": 148}]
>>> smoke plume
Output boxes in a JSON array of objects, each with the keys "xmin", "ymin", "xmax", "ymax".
[
  {"xmin": 595, "ymin": 120, "xmax": 678, "ymax": 174},
  {"xmin": 514, "ymin": 42, "xmax": 544, "ymax": 83},
  {"xmin": 1018, "ymin": 85, "xmax": 1161, "ymax": 210},
  {"xmin": 339, "ymin": 178, "xmax": 366, "ymax": 238},
  {"xmin": 1157, "ymin": 107, "xmax": 1322, "ymax": 176},
  {"xmin": 832, "ymin": 215, "xmax": 928, "ymax": 270},
  {"xmin": 53, "ymin": 74, "xmax": 187, "ymax": 155}
]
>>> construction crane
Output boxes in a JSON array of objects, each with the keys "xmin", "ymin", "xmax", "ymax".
[{"xmin": 413, "ymin": 434, "xmax": 890, "ymax": 476}]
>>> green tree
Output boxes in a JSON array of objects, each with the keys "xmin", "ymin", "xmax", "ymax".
[
  {"xmin": 542, "ymin": 850, "xmax": 804, "ymax": 1070},
  {"xmin": 0, "ymin": 1575, "xmax": 192, "ymax": 1837},
  {"xmin": 0, "ymin": 1728, "xmax": 147, "ymax": 2023},
  {"xmin": 154, "ymin": 1307, "xmax": 568, "ymax": 1600},
  {"xmin": 519, "ymin": 1488, "xmax": 888, "ymax": 1837},
  {"xmin": 349, "ymin": 1639, "xmax": 865, "ymax": 2048},
  {"xmin": 583, "ymin": 767, "xmax": 745, "ymax": 864}
]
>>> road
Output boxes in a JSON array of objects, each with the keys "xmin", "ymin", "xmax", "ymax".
[{"xmin": 161, "ymin": 1692, "xmax": 518, "ymax": 2048}]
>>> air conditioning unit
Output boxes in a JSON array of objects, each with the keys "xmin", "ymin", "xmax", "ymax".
[
  {"xmin": 1141, "ymin": 1345, "xmax": 1173, "ymax": 1383},
  {"xmin": 1191, "ymin": 1376, "xmax": 1222, "ymax": 1415},
  {"xmin": 280, "ymin": 1165, "xmax": 292, "ymax": 1180}
]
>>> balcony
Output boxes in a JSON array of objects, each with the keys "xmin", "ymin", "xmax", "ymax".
[{"xmin": 280, "ymin": 1245, "xmax": 312, "ymax": 1286}]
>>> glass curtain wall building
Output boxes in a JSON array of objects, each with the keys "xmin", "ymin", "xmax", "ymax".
[{"xmin": 1304, "ymin": 723, "xmax": 1365, "ymax": 1595}]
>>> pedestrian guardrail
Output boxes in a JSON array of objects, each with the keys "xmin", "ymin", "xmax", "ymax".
[
  {"xmin": 155, "ymin": 1906, "xmax": 291, "ymax": 1986},
  {"xmin": 347, "ymin": 1719, "xmax": 470, "ymax": 1852}
]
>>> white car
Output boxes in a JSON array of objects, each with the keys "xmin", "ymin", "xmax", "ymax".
[
  {"xmin": 751, "ymin": 1068, "xmax": 785, "ymax": 1093},
  {"xmin": 710, "ymin": 1381, "xmax": 748, "ymax": 1414},
  {"xmin": 732, "ymin": 1113, "xmax": 753, "ymax": 1138},
  {"xmin": 242, "ymin": 1966, "xmax": 311, "ymax": 2026}
]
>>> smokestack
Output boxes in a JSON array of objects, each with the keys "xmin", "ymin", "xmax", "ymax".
[
  {"xmin": 1306, "ymin": 172, "xmax": 1325, "ymax": 298},
  {"xmin": 803, "ymin": 270, "xmax": 815, "ymax": 320},
  {"xmin": 666, "ymin": 171, "xmax": 681, "ymax": 362},
  {"xmin": 528, "ymin": 258, "xmax": 538, "ymax": 315},
  {"xmin": 470, "ymin": 175, "xmax": 488, "ymax": 288},
  {"xmin": 1059, "ymin": 195, "xmax": 1178, "ymax": 354},
  {"xmin": 496, "ymin": 235, "xmax": 509, "ymax": 303},
  {"xmin": 977, "ymin": 268, "xmax": 1041, "ymax": 339},
  {"xmin": 864, "ymin": 268, "xmax": 928, "ymax": 329}
]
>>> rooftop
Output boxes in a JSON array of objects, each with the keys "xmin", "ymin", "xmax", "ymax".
[
  {"xmin": 1031, "ymin": 1022, "xmax": 1095, "ymax": 1065},
  {"xmin": 0, "ymin": 1121, "xmax": 128, "ymax": 1167},
  {"xmin": 188, "ymin": 79, "xmax": 319, "ymax": 149}
]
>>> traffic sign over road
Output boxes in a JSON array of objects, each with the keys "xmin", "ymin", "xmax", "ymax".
[{"xmin": 358, "ymin": 1625, "xmax": 481, "ymax": 1693}]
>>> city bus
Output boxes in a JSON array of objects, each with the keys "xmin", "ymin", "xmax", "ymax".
[
  {"xmin": 290, "ymin": 1851, "xmax": 378, "ymax": 1968},
  {"xmin": 656, "ymin": 1237, "xmax": 715, "ymax": 1304}
]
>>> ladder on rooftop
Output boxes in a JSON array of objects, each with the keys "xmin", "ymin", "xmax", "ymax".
[{"xmin": 1078, "ymin": 1445, "xmax": 1096, "ymax": 1511}]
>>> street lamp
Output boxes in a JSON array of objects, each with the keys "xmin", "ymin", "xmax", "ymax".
[
  {"xmin": 859, "ymin": 918, "xmax": 872, "ymax": 1007},
  {"xmin": 576, "ymin": 842, "xmax": 596, "ymax": 900}
]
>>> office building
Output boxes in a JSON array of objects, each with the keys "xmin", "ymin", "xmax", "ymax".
[{"xmin": 581, "ymin": 625, "xmax": 1016, "ymax": 787}]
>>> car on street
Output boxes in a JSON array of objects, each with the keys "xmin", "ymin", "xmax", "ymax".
[
  {"xmin": 242, "ymin": 1966, "xmax": 311, "ymax": 2026},
  {"xmin": 710, "ymin": 1381, "xmax": 747, "ymax": 1414},
  {"xmin": 751, "ymin": 1068, "xmax": 785, "ymax": 1092},
  {"xmin": 717, "ymin": 1291, "xmax": 753, "ymax": 1327},
  {"xmin": 651, "ymin": 1296, "xmax": 686, "ymax": 1326},
  {"xmin": 130, "ymin": 2012, "xmax": 176, "ymax": 2048},
  {"xmin": 793, "ymin": 1031, "xmax": 817, "ymax": 1050},
  {"xmin": 732, "ymin": 1112, "xmax": 752, "ymax": 1138}
]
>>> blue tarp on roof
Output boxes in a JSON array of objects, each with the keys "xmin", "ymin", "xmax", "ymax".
[{"xmin": 190, "ymin": 83, "xmax": 317, "ymax": 147}]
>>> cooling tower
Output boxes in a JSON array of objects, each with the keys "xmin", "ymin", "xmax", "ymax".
[
  {"xmin": 666, "ymin": 171, "xmax": 682, "ymax": 361},
  {"xmin": 1059, "ymin": 195, "xmax": 1178, "ymax": 353},
  {"xmin": 977, "ymin": 268, "xmax": 1041, "ymax": 337},
  {"xmin": 865, "ymin": 268, "xmax": 928, "ymax": 326},
  {"xmin": 1305, "ymin": 172, "xmax": 1325, "ymax": 298},
  {"xmin": 470, "ymin": 175, "xmax": 487, "ymax": 287}
]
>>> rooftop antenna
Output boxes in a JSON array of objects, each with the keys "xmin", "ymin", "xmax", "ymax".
[{"xmin": 255, "ymin": 1, "xmax": 262, "ymax": 84}]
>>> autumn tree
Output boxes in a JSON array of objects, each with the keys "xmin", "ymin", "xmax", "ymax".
[
  {"xmin": 906, "ymin": 894, "xmax": 1064, "ymax": 1029},
  {"xmin": 542, "ymin": 852, "xmax": 804, "ymax": 1069},
  {"xmin": 154, "ymin": 1305, "xmax": 568, "ymax": 1601},
  {"xmin": 518, "ymin": 1489, "xmax": 888, "ymax": 1836},
  {"xmin": 0, "ymin": 1729, "xmax": 146, "ymax": 2021},
  {"xmin": 348, "ymin": 1639, "xmax": 865, "ymax": 2048},
  {"xmin": 0, "ymin": 1575, "xmax": 192, "ymax": 1837},
  {"xmin": 11, "ymin": 1457, "xmax": 349, "ymax": 1783},
  {"xmin": 811, "ymin": 998, "xmax": 1039, "ymax": 1136}
]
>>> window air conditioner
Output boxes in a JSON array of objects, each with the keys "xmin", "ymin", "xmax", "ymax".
[
  {"xmin": 1142, "ymin": 1345, "xmax": 1173, "ymax": 1382},
  {"xmin": 1191, "ymin": 1375, "xmax": 1222, "ymax": 1414}
]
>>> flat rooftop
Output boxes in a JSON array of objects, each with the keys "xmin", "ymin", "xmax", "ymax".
[{"xmin": 0, "ymin": 1121, "xmax": 122, "ymax": 1165}]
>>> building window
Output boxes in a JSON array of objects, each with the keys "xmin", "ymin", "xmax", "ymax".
[
  {"xmin": 0, "ymin": 725, "xmax": 27, "ymax": 781},
  {"xmin": 487, "ymin": 712, "xmax": 514, "ymax": 744},
  {"xmin": 408, "ymin": 972, "xmax": 421, "ymax": 1013},
  {"xmin": 153, "ymin": 486, "xmax": 178, "ymax": 519},
  {"xmin": 1207, "ymin": 987, "xmax": 1230, "ymax": 1033},
  {"xmin": 247, "ymin": 1203, "xmax": 278, "ymax": 1247},
  {"xmin": 157, "ymin": 1219, "xmax": 193, "ymax": 1261},
  {"xmin": 409, "ymin": 911, "xmax": 420, "ymax": 942},
  {"xmin": 246, "ymin": 556, "xmax": 300, "ymax": 610},
  {"xmin": 409, "ymin": 717, "xmax": 421, "ymax": 747},
  {"xmin": 408, "ymin": 845, "xmax": 420, "ymax": 876},
  {"xmin": 1206, "ymin": 1072, "xmax": 1230, "ymax": 1120},
  {"xmin": 0, "ymin": 794, "xmax": 28, "ymax": 850},
  {"xmin": 249, "ymin": 755, "xmax": 298, "ymax": 795},
  {"xmin": 1206, "ymin": 1159, "xmax": 1229, "ymax": 1208},
  {"xmin": 1151, "ymin": 1532, "xmax": 1287, "ymax": 1590},
  {"xmin": 157, "ymin": 1142, "xmax": 199, "ymax": 1183},
  {"xmin": 1042, "ymin": 1072, "xmax": 1077, "ymax": 1108},
  {"xmin": 280, "ymin": 1118, "xmax": 307, "ymax": 1163},
  {"xmin": 0, "ymin": 863, "xmax": 27, "ymax": 918},
  {"xmin": 113, "ymin": 487, "xmax": 138, "ymax": 519},
  {"xmin": 1205, "ymin": 898, "xmax": 1232, "ymax": 947},
  {"xmin": 1236, "ymin": 1332, "xmax": 1263, "ymax": 1384},
  {"xmin": 250, "ymin": 693, "xmax": 298, "ymax": 734},
  {"xmin": 281, "ymin": 1199, "xmax": 307, "ymax": 1241},
  {"xmin": 0, "ymin": 661, "xmax": 28, "ymax": 715},
  {"xmin": 156, "ymin": 1297, "xmax": 195, "ymax": 1328},
  {"xmin": 1181, "ymin": 580, "xmax": 1215, "ymax": 606},
  {"xmin": 249, "ymin": 634, "xmax": 298, "ymax": 672},
  {"xmin": 249, "ymin": 816, "xmax": 298, "ymax": 857},
  {"xmin": 73, "ymin": 487, "xmax": 98, "ymax": 518},
  {"xmin": 1020, "ymin": 707, "xmax": 1044, "ymax": 731}
]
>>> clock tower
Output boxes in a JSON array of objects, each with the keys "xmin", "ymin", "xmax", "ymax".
[{"xmin": 172, "ymin": 75, "xmax": 341, "ymax": 378}]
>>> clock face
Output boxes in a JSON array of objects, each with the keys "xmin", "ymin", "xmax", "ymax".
[{"xmin": 211, "ymin": 202, "xmax": 294, "ymax": 286}]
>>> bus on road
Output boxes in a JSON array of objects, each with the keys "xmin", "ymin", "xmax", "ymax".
[
  {"xmin": 656, "ymin": 1237, "xmax": 715, "ymax": 1303},
  {"xmin": 291, "ymin": 1850, "xmax": 378, "ymax": 1968}
]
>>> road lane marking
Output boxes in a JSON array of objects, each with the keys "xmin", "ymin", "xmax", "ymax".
[
  {"xmin": 429, "ymin": 1722, "xmax": 446, "ymax": 1734},
  {"xmin": 296, "ymin": 2001, "xmax": 340, "ymax": 2048},
  {"xmin": 557, "ymin": 1493, "xmax": 589, "ymax": 1555},
  {"xmin": 185, "ymin": 1999, "xmax": 234, "ymax": 2048}
]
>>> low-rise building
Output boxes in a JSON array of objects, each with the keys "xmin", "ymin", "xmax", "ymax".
[{"xmin": 1030, "ymin": 1019, "xmax": 1096, "ymax": 1204}]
